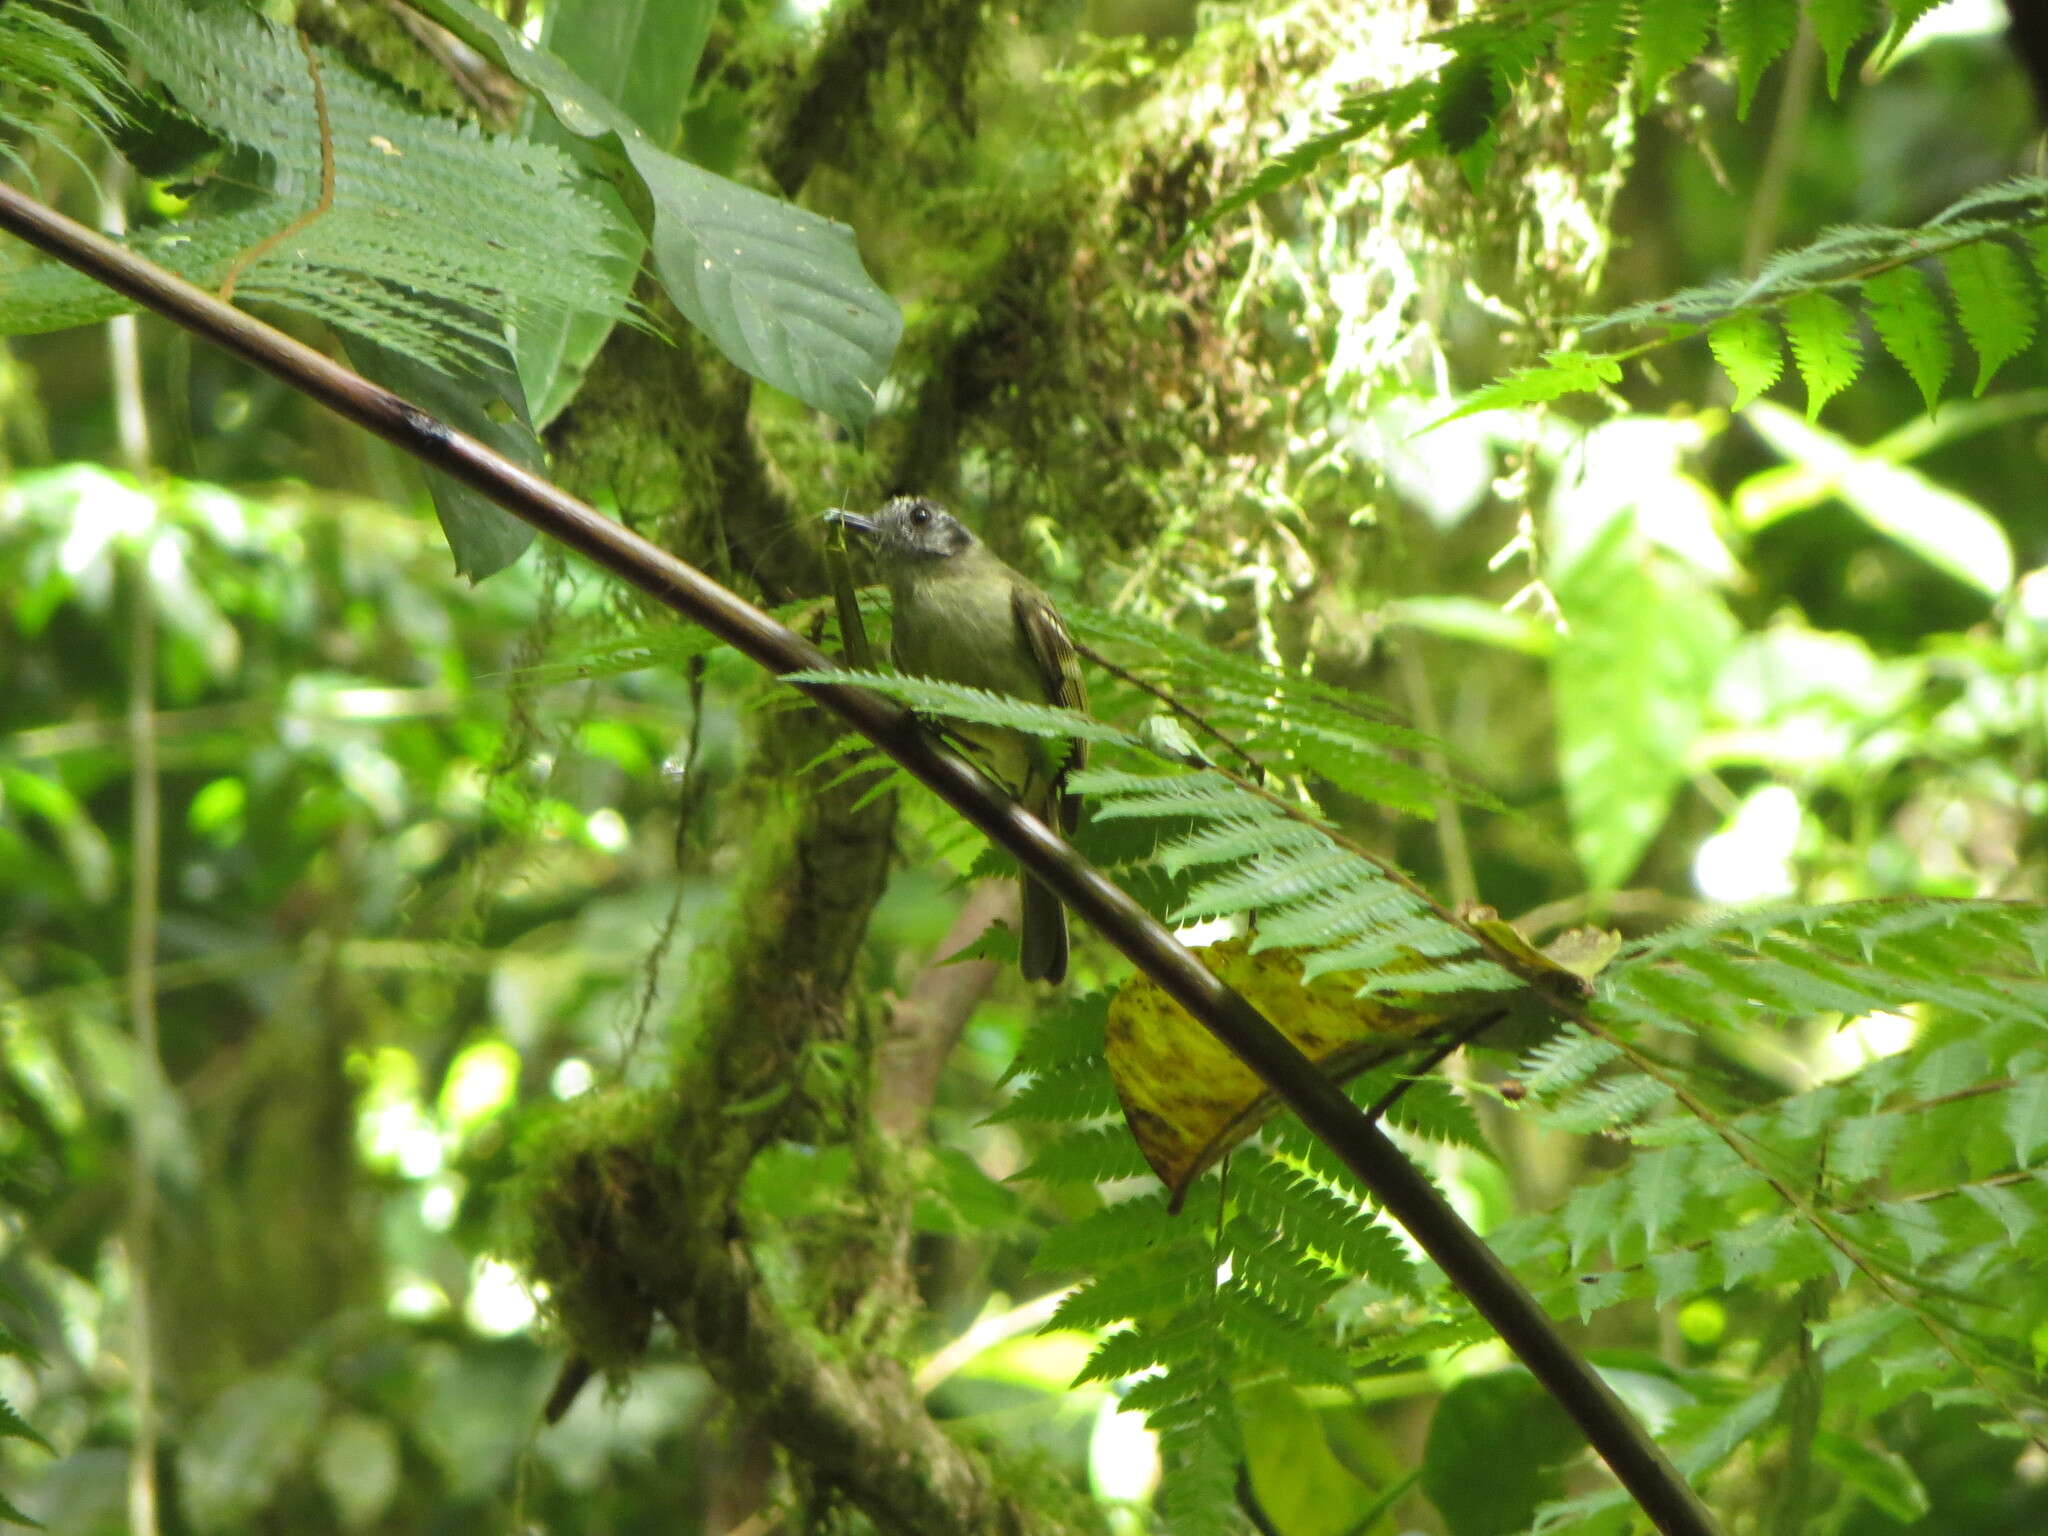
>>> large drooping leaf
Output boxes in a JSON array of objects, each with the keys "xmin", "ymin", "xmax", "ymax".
[
  {"xmin": 410, "ymin": 0, "xmax": 901, "ymax": 433},
  {"xmin": 515, "ymin": 0, "xmax": 713, "ymax": 427},
  {"xmin": 338, "ymin": 327, "xmax": 542, "ymax": 580}
]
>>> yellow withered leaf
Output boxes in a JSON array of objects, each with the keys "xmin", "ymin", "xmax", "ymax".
[
  {"xmin": 1106, "ymin": 939, "xmax": 1461, "ymax": 1210},
  {"xmin": 1106, "ymin": 926, "xmax": 1621, "ymax": 1209}
]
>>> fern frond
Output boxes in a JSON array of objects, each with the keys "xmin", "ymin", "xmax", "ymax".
[
  {"xmin": 1073, "ymin": 1313, "xmax": 1216, "ymax": 1385},
  {"xmin": 991, "ymin": 1057, "xmax": 1121, "ymax": 1125},
  {"xmin": 1633, "ymin": 0, "xmax": 1717, "ymax": 102},
  {"xmin": 1434, "ymin": 349, "xmax": 1626, "ymax": 424},
  {"xmin": 1781, "ymin": 289, "xmax": 1862, "ymax": 418},
  {"xmin": 1213, "ymin": 1280, "xmax": 1352, "ymax": 1385},
  {"xmin": 1238, "ymin": 1151, "xmax": 1422, "ymax": 1295},
  {"xmin": 1708, "ymin": 309, "xmax": 1784, "ymax": 408},
  {"xmin": 1172, "ymin": 845, "xmax": 1366, "ymax": 922},
  {"xmin": 1031, "ymin": 1194, "xmax": 1188, "ymax": 1276},
  {"xmin": 1177, "ymin": 79, "xmax": 1436, "ymax": 250},
  {"xmin": 1560, "ymin": 0, "xmax": 1630, "ymax": 125},
  {"xmin": 1073, "ymin": 767, "xmax": 1271, "ymax": 823},
  {"xmin": 1014, "ymin": 1124, "xmax": 1154, "ymax": 1186},
  {"xmin": 1380, "ymin": 1074, "xmax": 1493, "ymax": 1153},
  {"xmin": 780, "ymin": 668, "xmax": 1128, "ymax": 747},
  {"xmin": 1553, "ymin": 180, "xmax": 2048, "ymax": 417},
  {"xmin": 1156, "ymin": 815, "xmax": 1330, "ymax": 874},
  {"xmin": 1250, "ymin": 881, "xmax": 1430, "ymax": 950},
  {"xmin": 1225, "ymin": 1217, "xmax": 1346, "ymax": 1320},
  {"xmin": 999, "ymin": 992, "xmax": 1111, "ymax": 1086},
  {"xmin": 1943, "ymin": 241, "xmax": 2037, "ymax": 395},
  {"xmin": 1, "ymin": 0, "xmax": 628, "ymax": 372},
  {"xmin": 1810, "ymin": 0, "xmax": 1878, "ymax": 94},
  {"xmin": 1861, "ymin": 264, "xmax": 1952, "ymax": 411},
  {"xmin": 1518, "ymin": 1024, "xmax": 1620, "ymax": 1094},
  {"xmin": 1719, "ymin": 0, "xmax": 1801, "ymax": 118},
  {"xmin": 0, "ymin": 4, "xmax": 125, "ymax": 187}
]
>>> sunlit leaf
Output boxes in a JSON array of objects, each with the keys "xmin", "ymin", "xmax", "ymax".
[
  {"xmin": 1944, "ymin": 241, "xmax": 2036, "ymax": 395},
  {"xmin": 1780, "ymin": 290, "xmax": 1862, "ymax": 419},
  {"xmin": 1707, "ymin": 309, "xmax": 1784, "ymax": 409},
  {"xmin": 1862, "ymin": 265, "xmax": 1952, "ymax": 413}
]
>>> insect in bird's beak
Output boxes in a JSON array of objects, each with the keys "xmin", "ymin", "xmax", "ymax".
[{"xmin": 822, "ymin": 507, "xmax": 879, "ymax": 536}]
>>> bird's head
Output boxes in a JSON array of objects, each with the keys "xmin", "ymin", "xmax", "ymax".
[{"xmin": 825, "ymin": 496, "xmax": 978, "ymax": 566}]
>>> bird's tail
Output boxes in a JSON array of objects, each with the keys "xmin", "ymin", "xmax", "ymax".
[{"xmin": 1019, "ymin": 876, "xmax": 1068, "ymax": 984}]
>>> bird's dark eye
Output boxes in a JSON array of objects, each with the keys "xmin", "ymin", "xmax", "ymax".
[{"xmin": 910, "ymin": 505, "xmax": 929, "ymax": 525}]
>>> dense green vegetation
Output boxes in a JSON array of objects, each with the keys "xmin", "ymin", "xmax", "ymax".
[{"xmin": 3, "ymin": 1, "xmax": 2046, "ymax": 1532}]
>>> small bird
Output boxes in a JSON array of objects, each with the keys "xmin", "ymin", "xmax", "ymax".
[{"xmin": 827, "ymin": 497, "xmax": 1086, "ymax": 983}]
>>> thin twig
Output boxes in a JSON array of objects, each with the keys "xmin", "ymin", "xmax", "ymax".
[{"xmin": 105, "ymin": 160, "xmax": 161, "ymax": 1536}]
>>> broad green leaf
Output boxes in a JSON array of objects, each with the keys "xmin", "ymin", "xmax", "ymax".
[
  {"xmin": 1719, "ymin": 0, "xmax": 1800, "ymax": 117},
  {"xmin": 1809, "ymin": 0, "xmax": 1876, "ymax": 94},
  {"xmin": 633, "ymin": 151, "xmax": 899, "ymax": 429},
  {"xmin": 1707, "ymin": 309, "xmax": 1783, "ymax": 408},
  {"xmin": 1433, "ymin": 350, "xmax": 1624, "ymax": 426},
  {"xmin": 1633, "ymin": 0, "xmax": 1716, "ymax": 100},
  {"xmin": 408, "ymin": 0, "xmax": 900, "ymax": 432},
  {"xmin": 1944, "ymin": 241, "xmax": 2036, "ymax": 395},
  {"xmin": 316, "ymin": 1414, "xmax": 401, "ymax": 1531},
  {"xmin": 1862, "ymin": 265, "xmax": 1952, "ymax": 412},
  {"xmin": 516, "ymin": 0, "xmax": 711, "ymax": 427},
  {"xmin": 1742, "ymin": 401, "xmax": 2014, "ymax": 595},
  {"xmin": 1780, "ymin": 289, "xmax": 1862, "ymax": 418},
  {"xmin": 1239, "ymin": 1382, "xmax": 1387, "ymax": 1536},
  {"xmin": 1552, "ymin": 514, "xmax": 1736, "ymax": 888},
  {"xmin": 1422, "ymin": 1371, "xmax": 1581, "ymax": 1536},
  {"xmin": 547, "ymin": 0, "xmax": 711, "ymax": 145},
  {"xmin": 338, "ymin": 327, "xmax": 540, "ymax": 581}
]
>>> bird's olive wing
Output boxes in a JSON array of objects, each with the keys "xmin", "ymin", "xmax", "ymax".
[{"xmin": 1012, "ymin": 585, "xmax": 1088, "ymax": 819}]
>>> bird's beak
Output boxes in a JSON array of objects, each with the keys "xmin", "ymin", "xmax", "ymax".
[{"xmin": 822, "ymin": 508, "xmax": 879, "ymax": 536}]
